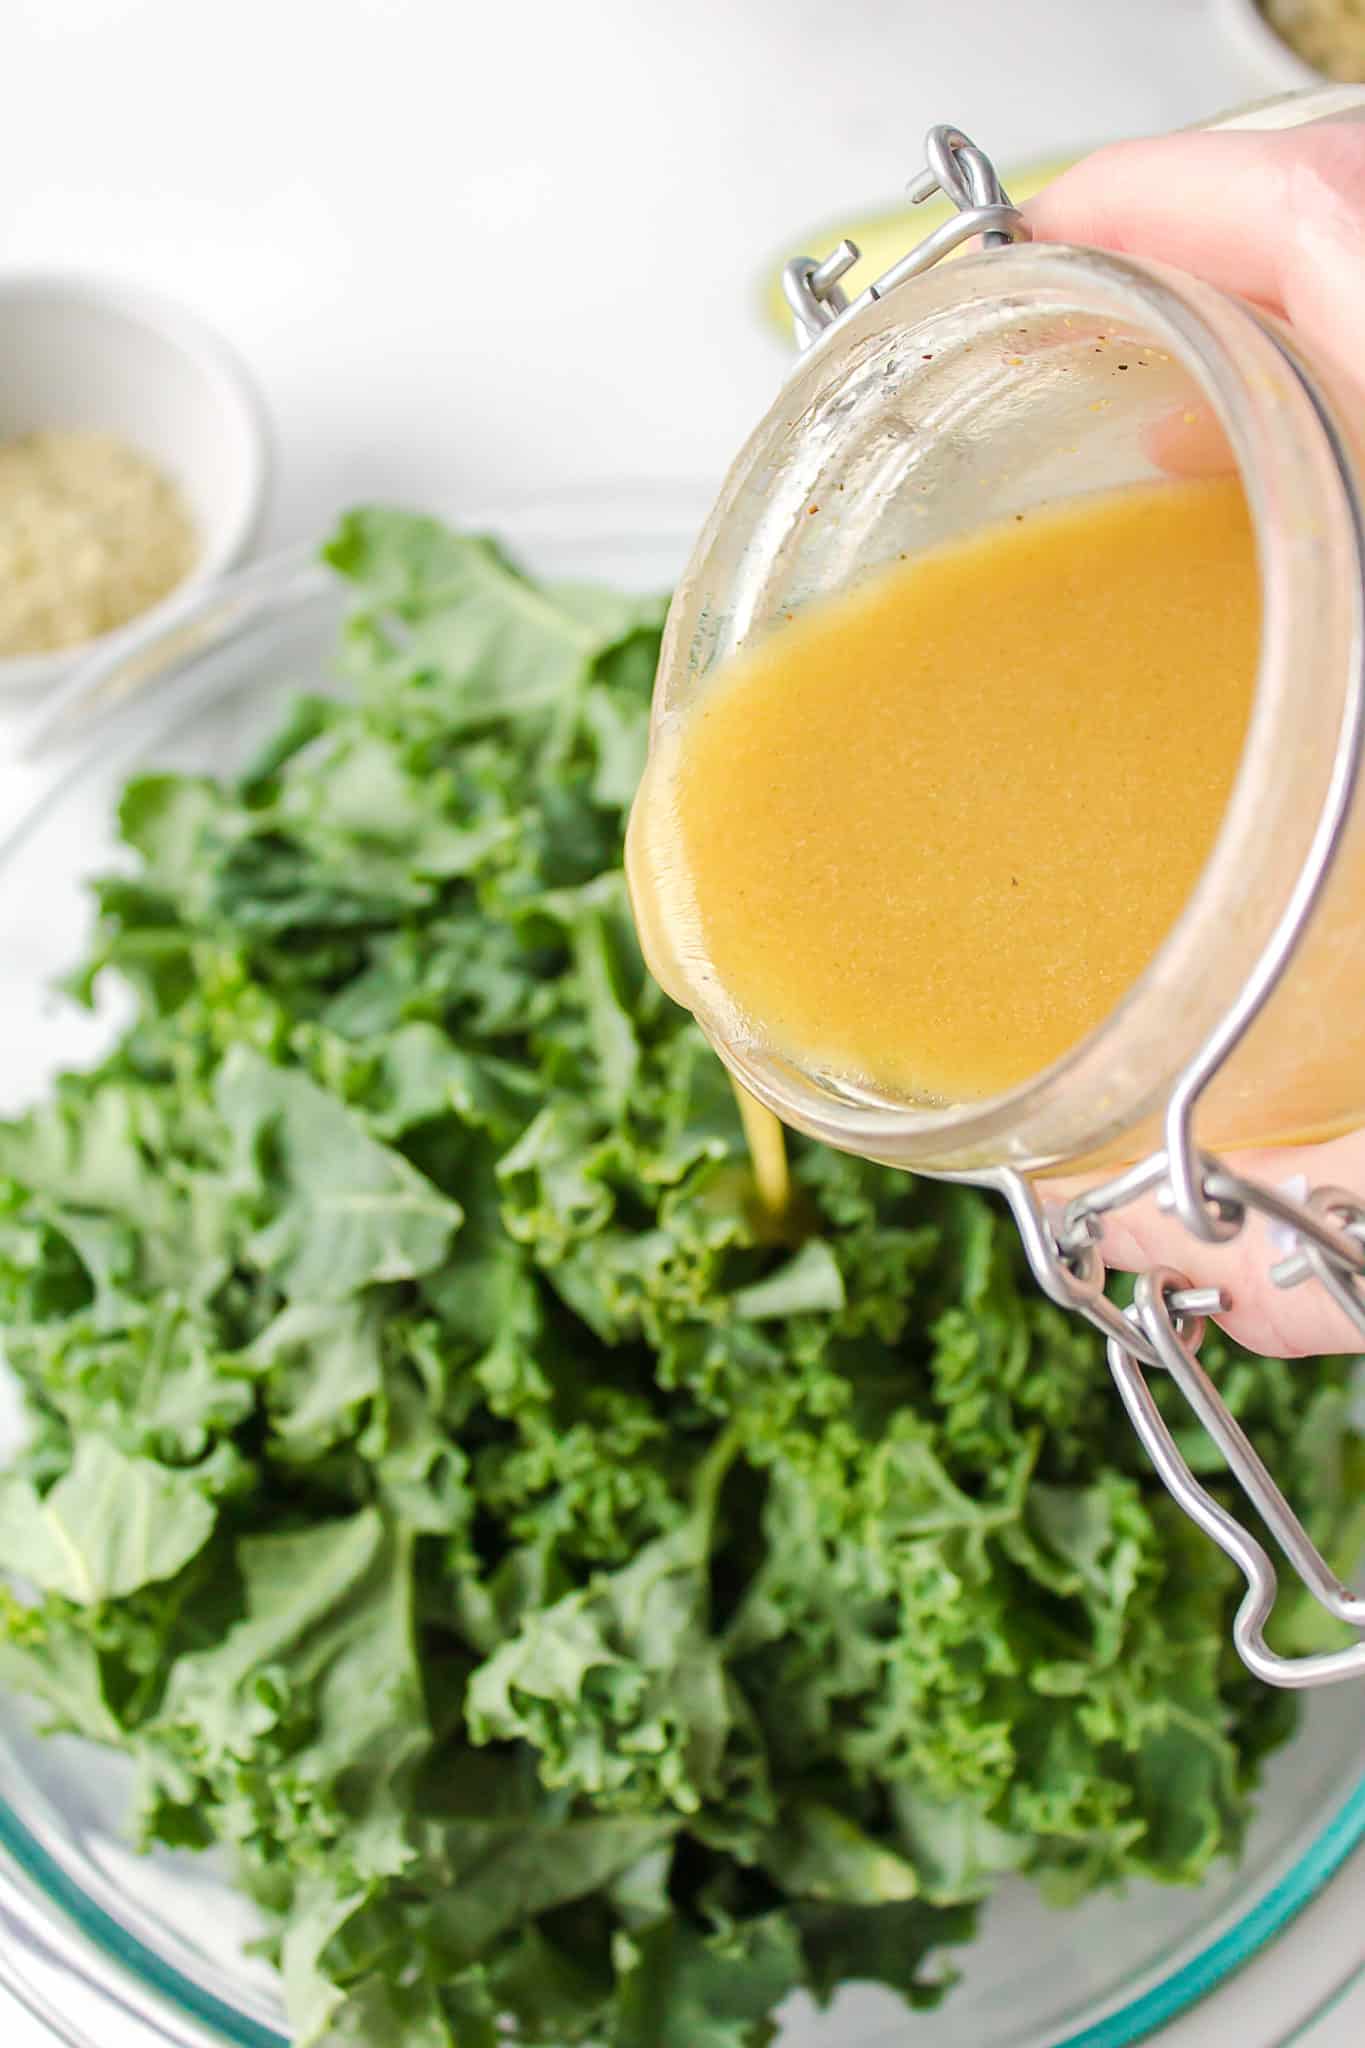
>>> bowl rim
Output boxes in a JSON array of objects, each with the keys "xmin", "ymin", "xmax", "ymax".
[
  {"xmin": 0, "ymin": 267, "xmax": 273, "ymax": 695},
  {"xmin": 5, "ymin": 1771, "xmax": 1365, "ymax": 2048}
]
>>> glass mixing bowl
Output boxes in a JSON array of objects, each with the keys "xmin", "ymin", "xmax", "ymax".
[{"xmin": 0, "ymin": 489, "xmax": 1363, "ymax": 2048}]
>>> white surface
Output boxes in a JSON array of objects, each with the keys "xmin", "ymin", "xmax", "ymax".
[
  {"xmin": 0, "ymin": 0, "xmax": 1314, "ymax": 552},
  {"xmin": 1215, "ymin": 0, "xmax": 1324, "ymax": 89},
  {"xmin": 0, "ymin": 275, "xmax": 269, "ymax": 694},
  {"xmin": 0, "ymin": 0, "xmax": 1360, "ymax": 2042}
]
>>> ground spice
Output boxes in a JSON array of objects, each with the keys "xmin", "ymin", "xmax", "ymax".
[
  {"xmin": 1264, "ymin": 0, "xmax": 1365, "ymax": 80},
  {"xmin": 0, "ymin": 430, "xmax": 198, "ymax": 657}
]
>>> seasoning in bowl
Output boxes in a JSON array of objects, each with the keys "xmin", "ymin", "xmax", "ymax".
[
  {"xmin": 1262, "ymin": 0, "xmax": 1365, "ymax": 79},
  {"xmin": 0, "ymin": 429, "xmax": 198, "ymax": 656}
]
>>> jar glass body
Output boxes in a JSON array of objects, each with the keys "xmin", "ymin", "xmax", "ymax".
[{"xmin": 646, "ymin": 242, "xmax": 1365, "ymax": 1177}]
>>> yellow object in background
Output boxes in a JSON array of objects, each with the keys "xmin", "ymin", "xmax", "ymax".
[{"xmin": 759, "ymin": 156, "xmax": 1077, "ymax": 338}]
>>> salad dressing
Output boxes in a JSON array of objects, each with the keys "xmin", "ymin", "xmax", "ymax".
[{"xmin": 628, "ymin": 477, "xmax": 1260, "ymax": 1111}]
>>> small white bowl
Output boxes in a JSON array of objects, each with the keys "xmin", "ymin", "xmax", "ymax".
[
  {"xmin": 1215, "ymin": 0, "xmax": 1329, "ymax": 88},
  {"xmin": 0, "ymin": 273, "xmax": 271, "ymax": 694}
]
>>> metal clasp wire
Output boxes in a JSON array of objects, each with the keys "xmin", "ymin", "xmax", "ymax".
[
  {"xmin": 782, "ymin": 124, "xmax": 1031, "ymax": 350},
  {"xmin": 996, "ymin": 1155, "xmax": 1365, "ymax": 1691},
  {"xmin": 1107, "ymin": 1270, "xmax": 1365, "ymax": 1690}
]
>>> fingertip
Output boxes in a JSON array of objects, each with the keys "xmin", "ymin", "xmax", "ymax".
[
  {"xmin": 1020, "ymin": 131, "xmax": 1296, "ymax": 316},
  {"xmin": 1021, "ymin": 139, "xmax": 1166, "ymax": 249}
]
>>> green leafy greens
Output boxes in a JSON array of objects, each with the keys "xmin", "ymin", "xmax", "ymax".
[{"xmin": 0, "ymin": 505, "xmax": 1362, "ymax": 2046}]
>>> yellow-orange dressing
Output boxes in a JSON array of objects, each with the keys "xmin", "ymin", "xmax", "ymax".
[
  {"xmin": 732, "ymin": 1078, "xmax": 791, "ymax": 1216},
  {"xmin": 628, "ymin": 477, "xmax": 1260, "ymax": 1106}
]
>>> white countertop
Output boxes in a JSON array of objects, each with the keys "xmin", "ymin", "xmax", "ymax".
[
  {"xmin": 1, "ymin": 0, "xmax": 1362, "ymax": 2041},
  {"xmin": 0, "ymin": 0, "xmax": 1311, "ymax": 548}
]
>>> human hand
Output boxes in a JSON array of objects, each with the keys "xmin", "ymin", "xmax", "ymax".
[
  {"xmin": 1028, "ymin": 122, "xmax": 1365, "ymax": 1359},
  {"xmin": 1028, "ymin": 120, "xmax": 1365, "ymax": 405}
]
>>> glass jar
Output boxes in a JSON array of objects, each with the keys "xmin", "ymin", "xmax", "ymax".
[
  {"xmin": 649, "ymin": 98, "xmax": 1365, "ymax": 1183},
  {"xmin": 639, "ymin": 91, "xmax": 1365, "ymax": 1687}
]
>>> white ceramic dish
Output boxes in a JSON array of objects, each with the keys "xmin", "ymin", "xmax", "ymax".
[{"xmin": 0, "ymin": 273, "xmax": 271, "ymax": 695}]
